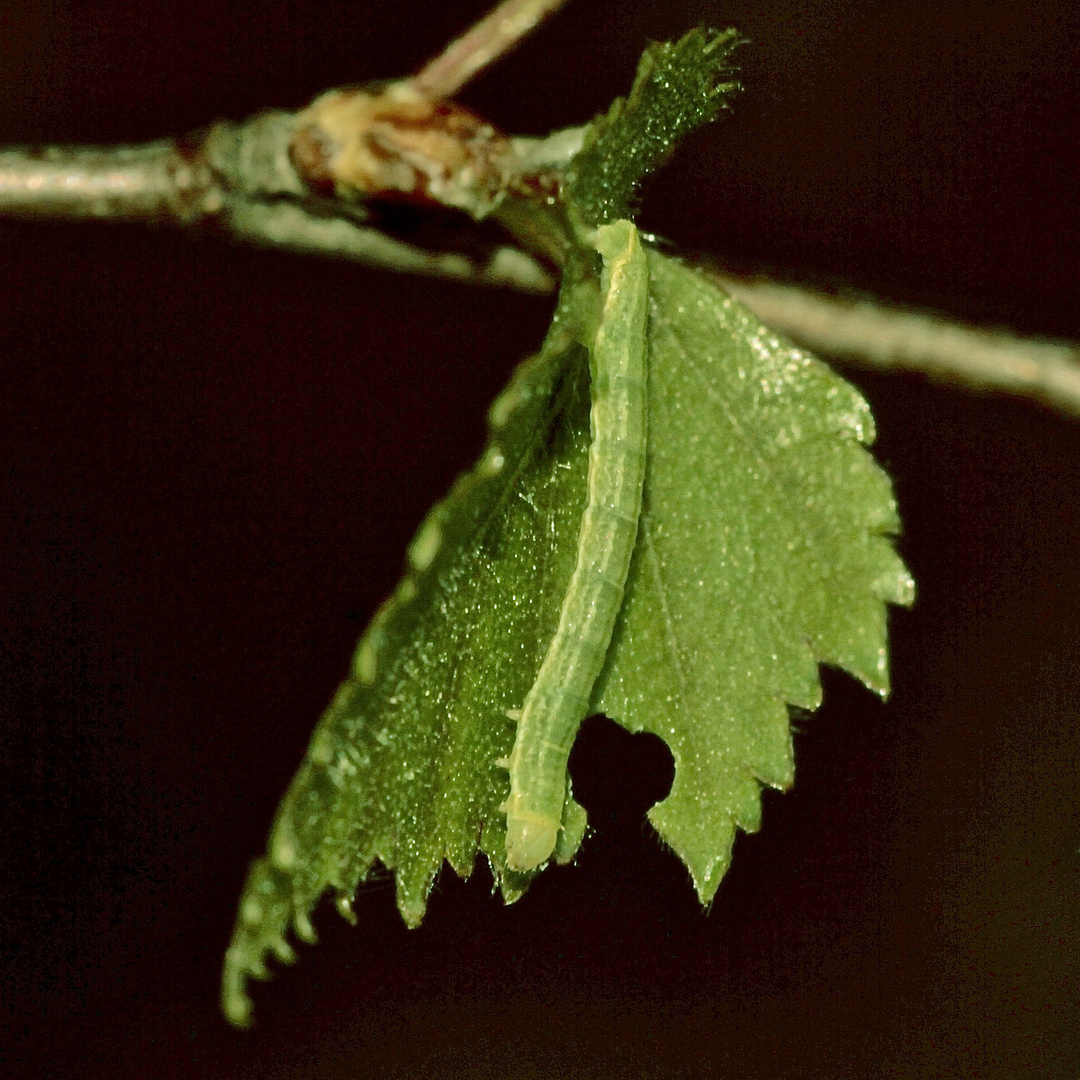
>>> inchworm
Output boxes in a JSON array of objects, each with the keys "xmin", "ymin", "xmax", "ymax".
[{"xmin": 502, "ymin": 218, "xmax": 649, "ymax": 871}]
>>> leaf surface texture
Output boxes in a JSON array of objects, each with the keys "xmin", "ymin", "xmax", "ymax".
[
  {"xmin": 593, "ymin": 252, "xmax": 913, "ymax": 902},
  {"xmin": 221, "ymin": 27, "xmax": 913, "ymax": 1025},
  {"xmin": 222, "ymin": 267, "xmax": 600, "ymax": 1026}
]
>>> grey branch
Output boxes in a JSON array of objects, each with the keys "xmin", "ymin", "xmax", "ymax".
[
  {"xmin": 0, "ymin": 1, "xmax": 581, "ymax": 292},
  {"xmin": 0, "ymin": 111, "xmax": 301, "ymax": 222},
  {"xmin": 0, "ymin": 111, "xmax": 308, "ymax": 221},
  {"xmin": 0, "ymin": 141, "xmax": 205, "ymax": 220},
  {"xmin": 230, "ymin": 200, "xmax": 554, "ymax": 291},
  {"xmin": 2, "ymin": 0, "xmax": 1078, "ymax": 420},
  {"xmin": 0, "ymin": 107, "xmax": 559, "ymax": 292},
  {"xmin": 715, "ymin": 273, "xmax": 1080, "ymax": 419},
  {"xmin": 411, "ymin": 0, "xmax": 571, "ymax": 99}
]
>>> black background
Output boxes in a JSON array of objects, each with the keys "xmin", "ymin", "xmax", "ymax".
[{"xmin": 2, "ymin": 1, "xmax": 1079, "ymax": 1076}]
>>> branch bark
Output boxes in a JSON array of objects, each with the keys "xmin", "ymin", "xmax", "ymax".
[
  {"xmin": 2, "ymin": 0, "xmax": 1078, "ymax": 421},
  {"xmin": 714, "ymin": 273, "xmax": 1080, "ymax": 419},
  {"xmin": 0, "ymin": 108, "xmax": 559, "ymax": 292},
  {"xmin": 411, "ymin": 0, "xmax": 571, "ymax": 99}
]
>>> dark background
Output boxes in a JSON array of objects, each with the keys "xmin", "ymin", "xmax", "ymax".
[{"xmin": 2, "ymin": 1, "xmax": 1079, "ymax": 1076}]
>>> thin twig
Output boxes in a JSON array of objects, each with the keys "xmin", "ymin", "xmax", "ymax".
[
  {"xmin": 5, "ymin": 0, "xmax": 1080, "ymax": 421},
  {"xmin": 0, "ymin": 141, "xmax": 211, "ymax": 220},
  {"xmin": 411, "ymin": 0, "xmax": 570, "ymax": 99},
  {"xmin": 230, "ymin": 201, "xmax": 554, "ymax": 291},
  {"xmin": 715, "ymin": 273, "xmax": 1080, "ymax": 419},
  {"xmin": 0, "ymin": 109, "xmax": 558, "ymax": 291},
  {"xmin": 0, "ymin": 112, "xmax": 304, "ymax": 224}
]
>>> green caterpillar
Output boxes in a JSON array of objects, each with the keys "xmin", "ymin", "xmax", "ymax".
[{"xmin": 502, "ymin": 219, "xmax": 650, "ymax": 871}]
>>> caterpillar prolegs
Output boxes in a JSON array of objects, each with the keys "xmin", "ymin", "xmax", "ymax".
[{"xmin": 502, "ymin": 219, "xmax": 649, "ymax": 871}]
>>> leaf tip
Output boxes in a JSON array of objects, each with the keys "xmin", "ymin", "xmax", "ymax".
[
  {"xmin": 566, "ymin": 25, "xmax": 746, "ymax": 227},
  {"xmin": 221, "ymin": 955, "xmax": 255, "ymax": 1030},
  {"xmin": 646, "ymin": 797, "xmax": 736, "ymax": 908}
]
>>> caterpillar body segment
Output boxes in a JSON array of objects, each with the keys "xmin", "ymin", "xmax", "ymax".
[{"xmin": 503, "ymin": 219, "xmax": 650, "ymax": 871}]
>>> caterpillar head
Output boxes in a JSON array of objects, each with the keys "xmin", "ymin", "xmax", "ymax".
[{"xmin": 504, "ymin": 809, "xmax": 559, "ymax": 872}]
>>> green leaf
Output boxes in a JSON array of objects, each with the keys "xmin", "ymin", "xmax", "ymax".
[
  {"xmin": 222, "ymin": 246, "xmax": 912, "ymax": 1024},
  {"xmin": 221, "ymin": 257, "xmax": 602, "ymax": 1027},
  {"xmin": 593, "ymin": 251, "xmax": 914, "ymax": 902},
  {"xmin": 222, "ymin": 29, "xmax": 912, "ymax": 1027},
  {"xmin": 566, "ymin": 27, "xmax": 743, "ymax": 228}
]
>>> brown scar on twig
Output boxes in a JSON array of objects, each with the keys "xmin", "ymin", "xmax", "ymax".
[
  {"xmin": 289, "ymin": 0, "xmax": 571, "ymax": 220},
  {"xmin": 291, "ymin": 83, "xmax": 520, "ymax": 220}
]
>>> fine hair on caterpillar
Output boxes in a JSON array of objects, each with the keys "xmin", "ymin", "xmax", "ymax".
[{"xmin": 502, "ymin": 218, "xmax": 650, "ymax": 871}]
